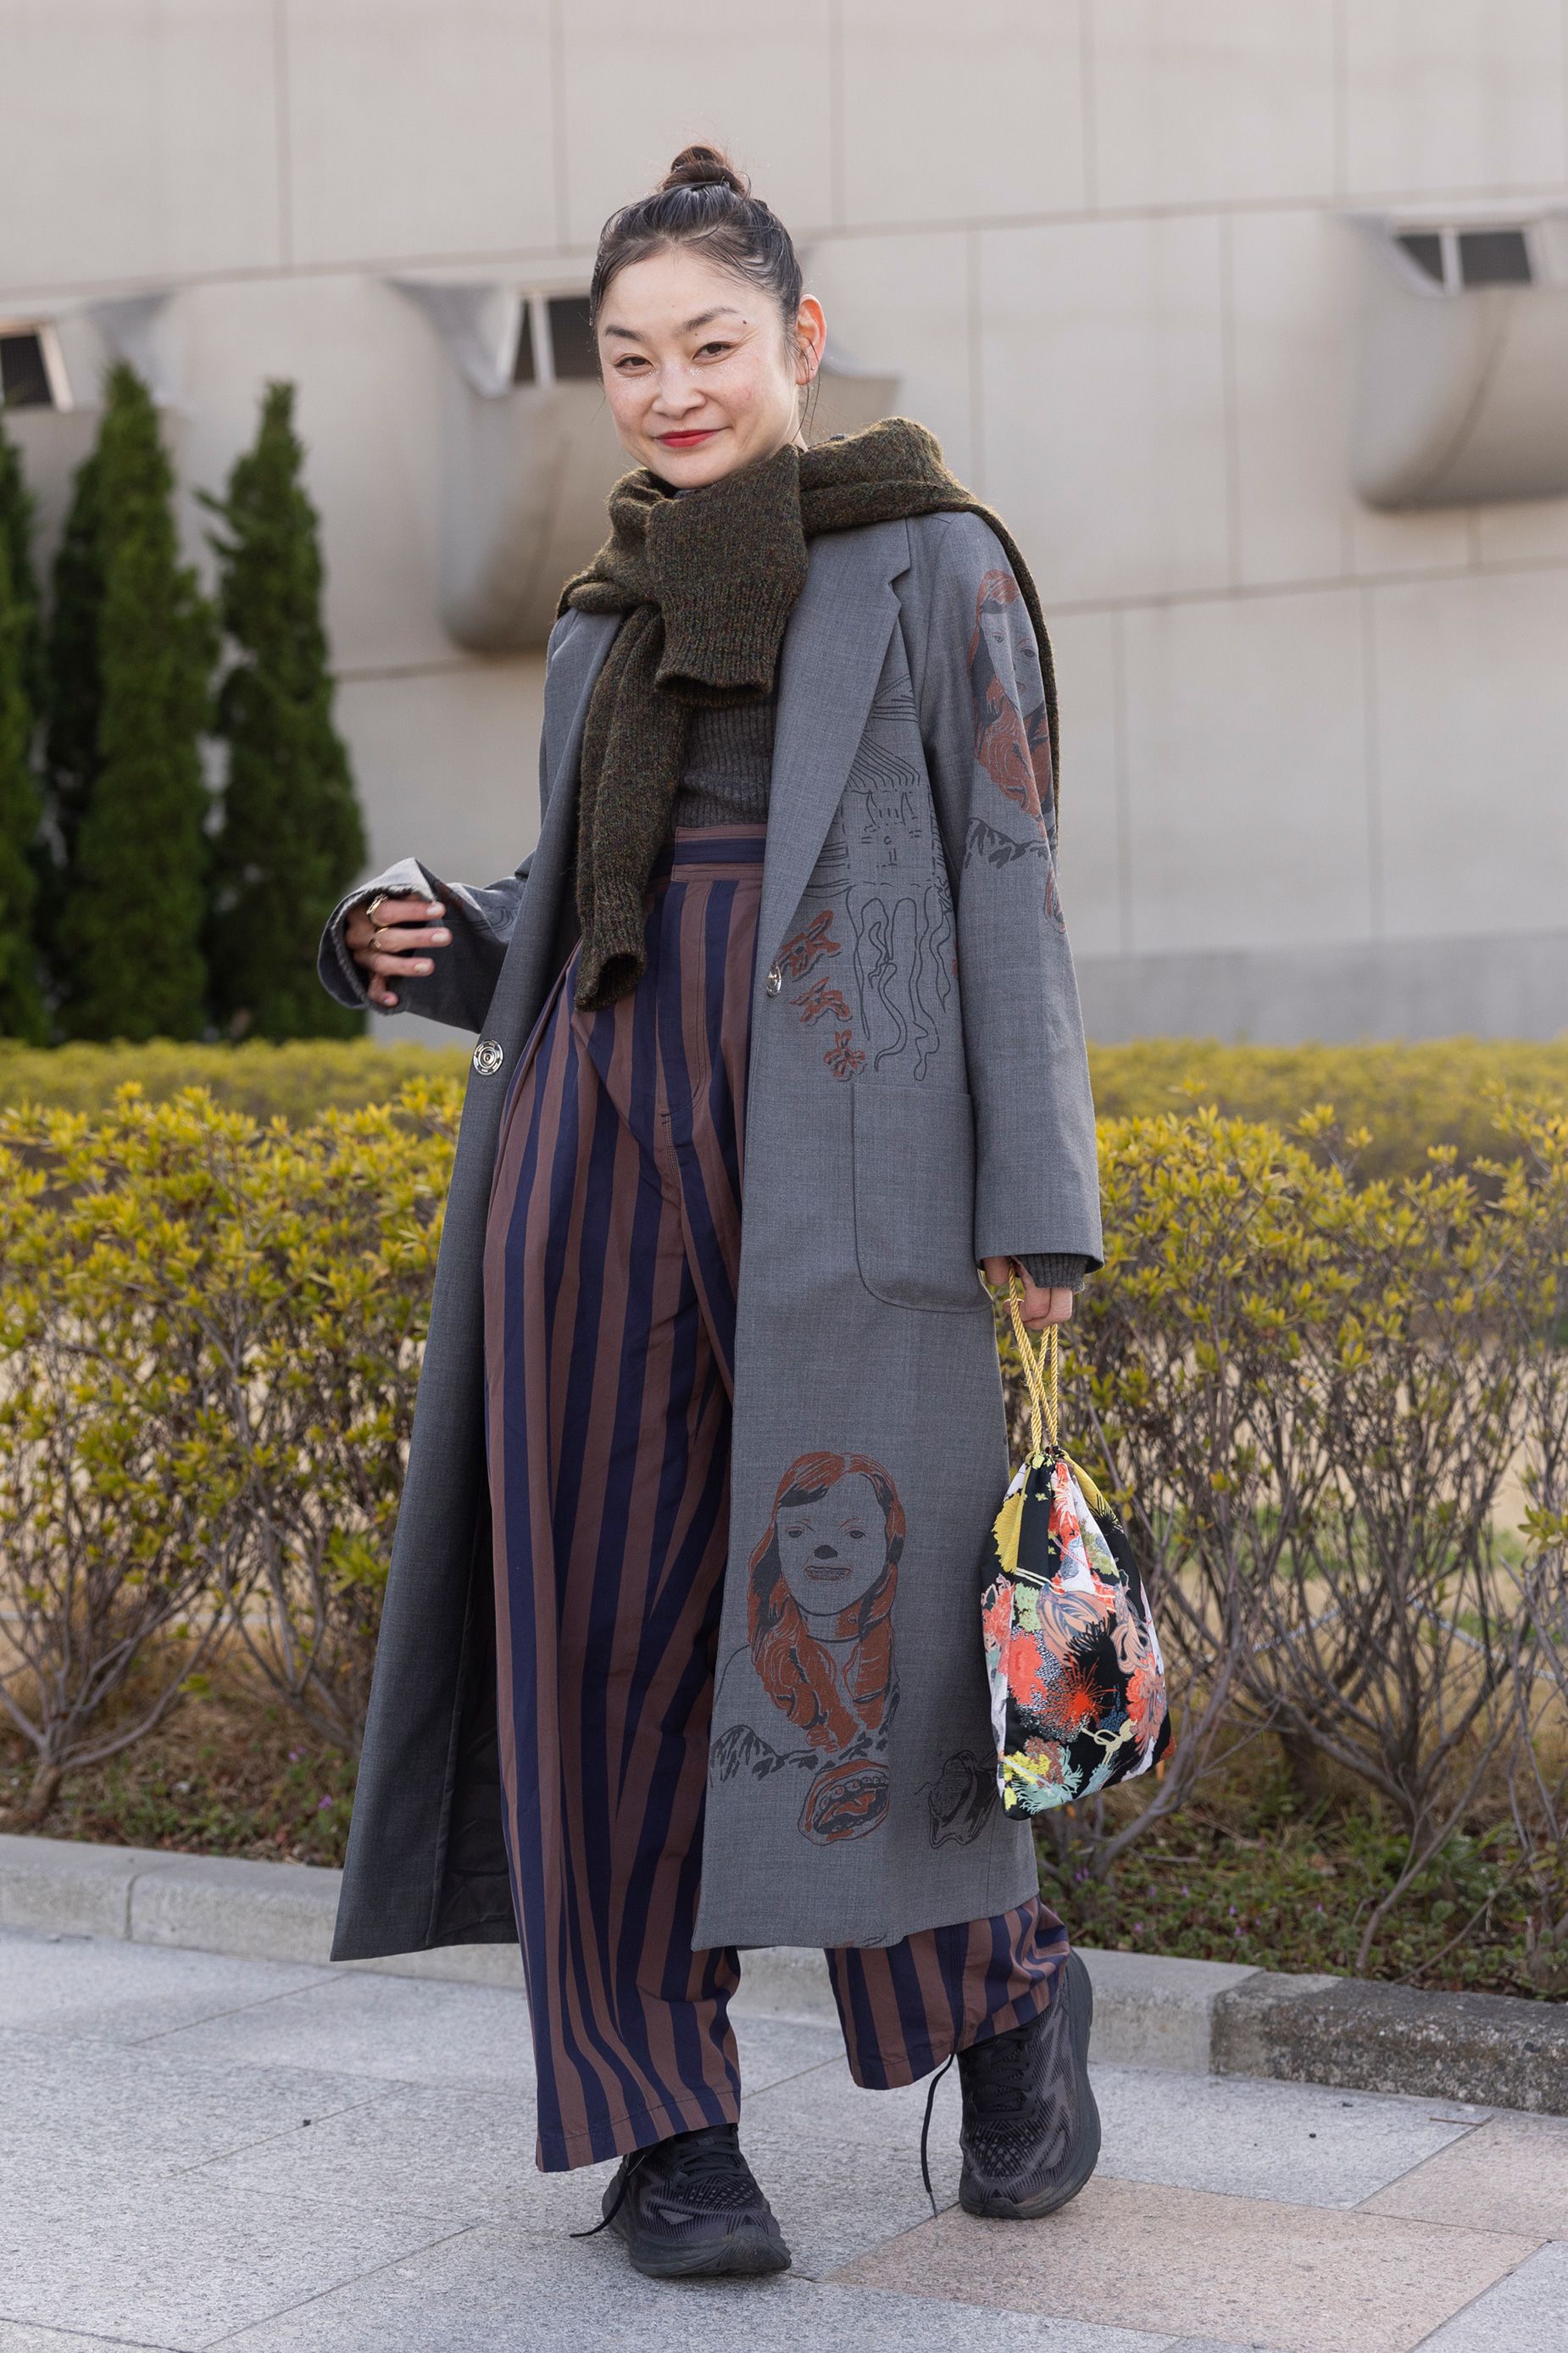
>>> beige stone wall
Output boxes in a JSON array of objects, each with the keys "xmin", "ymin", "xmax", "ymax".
[{"xmin": 3, "ymin": 1, "xmax": 1565, "ymax": 1041}]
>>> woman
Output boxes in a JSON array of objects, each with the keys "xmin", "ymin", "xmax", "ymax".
[{"xmin": 319, "ymin": 145, "xmax": 1104, "ymax": 2282}]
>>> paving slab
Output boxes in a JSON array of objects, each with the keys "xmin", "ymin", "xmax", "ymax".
[
  {"xmin": 1360, "ymin": 2112, "xmax": 1568, "ymax": 2239},
  {"xmin": 0, "ymin": 2329, "xmax": 179, "ymax": 2352},
  {"xmin": 1092, "ymin": 2065, "xmax": 1489, "ymax": 2208},
  {"xmin": 832, "ymin": 2177, "xmax": 1542, "ymax": 2353},
  {"xmin": 186, "ymin": 2048, "xmax": 958, "ymax": 2281},
  {"xmin": 208, "ymin": 2221, "xmax": 1183, "ymax": 2353},
  {"xmin": 0, "ymin": 2027, "xmax": 387, "ymax": 2194},
  {"xmin": 0, "ymin": 2171, "xmax": 474, "ymax": 2350},
  {"xmin": 1, "ymin": 1925, "xmax": 1556, "ymax": 2353},
  {"xmin": 0, "ymin": 1927, "xmax": 331, "ymax": 2043},
  {"xmin": 1413, "ymin": 2241, "xmax": 1568, "ymax": 2351},
  {"xmin": 136, "ymin": 1966, "xmax": 539, "ymax": 2089},
  {"xmin": 181, "ymin": 2078, "xmax": 611, "ymax": 2236},
  {"xmin": 183, "ymin": 2016, "xmax": 849, "ymax": 2238}
]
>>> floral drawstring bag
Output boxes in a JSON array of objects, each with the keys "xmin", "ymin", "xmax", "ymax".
[{"xmin": 981, "ymin": 1275, "xmax": 1170, "ymax": 1816}]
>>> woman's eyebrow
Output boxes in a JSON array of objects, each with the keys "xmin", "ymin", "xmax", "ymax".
[{"xmin": 601, "ymin": 307, "xmax": 747, "ymax": 342}]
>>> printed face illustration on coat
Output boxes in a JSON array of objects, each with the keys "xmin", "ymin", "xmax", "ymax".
[{"xmin": 709, "ymin": 1450, "xmax": 904, "ymax": 1844}]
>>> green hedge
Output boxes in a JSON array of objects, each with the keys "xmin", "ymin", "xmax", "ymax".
[
  {"xmin": 0, "ymin": 1037, "xmax": 460, "ymax": 1123},
  {"xmin": 3, "ymin": 1035, "xmax": 1565, "ymax": 1182}
]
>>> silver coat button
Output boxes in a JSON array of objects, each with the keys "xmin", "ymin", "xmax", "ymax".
[
  {"xmin": 472, "ymin": 1038, "xmax": 505, "ymax": 1076},
  {"xmin": 765, "ymin": 963, "xmax": 783, "ymax": 997}
]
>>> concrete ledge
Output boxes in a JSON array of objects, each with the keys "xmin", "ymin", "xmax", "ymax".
[
  {"xmin": 0, "ymin": 1833, "xmax": 525, "ymax": 1988},
  {"xmin": 1073, "ymin": 1947, "xmax": 1262, "ymax": 2072},
  {"xmin": 4, "ymin": 1833, "xmax": 1562, "ymax": 2116},
  {"xmin": 1213, "ymin": 1970, "xmax": 1568, "ymax": 2116}
]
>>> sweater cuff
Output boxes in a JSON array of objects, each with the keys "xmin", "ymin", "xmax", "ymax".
[{"xmin": 1013, "ymin": 1252, "xmax": 1089, "ymax": 1293}]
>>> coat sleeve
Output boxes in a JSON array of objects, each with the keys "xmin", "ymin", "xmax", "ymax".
[
  {"xmin": 903, "ymin": 510, "xmax": 1104, "ymax": 1274},
  {"xmin": 316, "ymin": 617, "xmax": 570, "ymax": 1033}
]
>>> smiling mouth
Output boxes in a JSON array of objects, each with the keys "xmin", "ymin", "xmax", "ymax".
[
  {"xmin": 804, "ymin": 1560, "xmax": 849, "ymax": 1581},
  {"xmin": 659, "ymin": 428, "xmax": 718, "ymax": 446}
]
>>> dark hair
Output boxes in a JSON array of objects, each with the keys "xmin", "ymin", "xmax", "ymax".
[{"xmin": 587, "ymin": 142, "xmax": 804, "ymax": 340}]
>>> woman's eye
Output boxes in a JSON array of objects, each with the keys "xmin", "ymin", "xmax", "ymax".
[{"xmin": 697, "ymin": 341, "xmax": 733, "ymax": 359}]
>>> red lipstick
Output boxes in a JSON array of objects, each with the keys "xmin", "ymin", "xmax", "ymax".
[{"xmin": 659, "ymin": 429, "xmax": 717, "ymax": 448}]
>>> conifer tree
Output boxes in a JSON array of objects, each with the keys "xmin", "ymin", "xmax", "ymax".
[
  {"xmin": 203, "ymin": 381, "xmax": 367, "ymax": 1039},
  {"xmin": 0, "ymin": 418, "xmax": 42, "ymax": 716},
  {"xmin": 54, "ymin": 364, "xmax": 216, "ymax": 1042},
  {"xmin": 40, "ymin": 445, "xmax": 106, "ymax": 945},
  {"xmin": 0, "ymin": 490, "xmax": 48, "ymax": 1043}
]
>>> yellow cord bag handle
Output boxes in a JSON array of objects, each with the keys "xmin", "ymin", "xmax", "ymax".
[{"xmin": 1005, "ymin": 1269, "xmax": 1059, "ymax": 1458}]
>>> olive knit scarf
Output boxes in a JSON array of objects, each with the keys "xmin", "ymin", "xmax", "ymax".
[{"xmin": 558, "ymin": 414, "xmax": 1056, "ymax": 1010}]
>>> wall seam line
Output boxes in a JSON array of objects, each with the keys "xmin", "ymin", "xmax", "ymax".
[
  {"xmin": 1111, "ymin": 605, "xmax": 1133, "ymax": 957},
  {"xmin": 1079, "ymin": 0, "xmax": 1099, "ymax": 214},
  {"xmin": 548, "ymin": 0, "xmax": 570, "ymax": 251},
  {"xmin": 272, "ymin": 0, "xmax": 294, "ymax": 270},
  {"xmin": 1360, "ymin": 583, "xmax": 1384, "ymax": 942}
]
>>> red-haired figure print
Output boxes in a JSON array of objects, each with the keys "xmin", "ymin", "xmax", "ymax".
[
  {"xmin": 969, "ymin": 569, "xmax": 1053, "ymax": 835},
  {"xmin": 709, "ymin": 1450, "xmax": 904, "ymax": 1844}
]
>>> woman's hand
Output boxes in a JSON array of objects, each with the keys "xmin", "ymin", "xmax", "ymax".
[
  {"xmin": 981, "ymin": 1258, "xmax": 1074, "ymax": 1332},
  {"xmin": 343, "ymin": 896, "xmax": 451, "ymax": 1010}
]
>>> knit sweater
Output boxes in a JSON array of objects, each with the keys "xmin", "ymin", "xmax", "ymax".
[{"xmin": 668, "ymin": 691, "xmax": 1085, "ymax": 1294}]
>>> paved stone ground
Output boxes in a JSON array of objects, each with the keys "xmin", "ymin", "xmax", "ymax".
[{"xmin": 0, "ymin": 1926, "xmax": 1563, "ymax": 2353}]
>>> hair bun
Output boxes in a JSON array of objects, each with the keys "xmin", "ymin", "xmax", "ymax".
[{"xmin": 659, "ymin": 142, "xmax": 750, "ymax": 198}]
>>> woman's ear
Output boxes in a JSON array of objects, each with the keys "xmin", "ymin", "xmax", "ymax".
[{"xmin": 794, "ymin": 295, "xmax": 827, "ymax": 385}]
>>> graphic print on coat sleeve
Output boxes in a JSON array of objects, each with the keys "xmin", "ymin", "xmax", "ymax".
[
  {"xmin": 709, "ymin": 1450, "xmax": 904, "ymax": 1844},
  {"xmin": 964, "ymin": 815, "xmax": 1064, "ymax": 931},
  {"xmin": 969, "ymin": 569, "xmax": 1054, "ymax": 835}
]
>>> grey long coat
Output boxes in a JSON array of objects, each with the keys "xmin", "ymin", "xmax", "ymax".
[{"xmin": 320, "ymin": 510, "xmax": 1102, "ymax": 1962}]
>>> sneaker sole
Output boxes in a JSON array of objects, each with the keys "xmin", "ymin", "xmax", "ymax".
[
  {"xmin": 607, "ymin": 2206, "xmax": 792, "ymax": 2280},
  {"xmin": 959, "ymin": 1950, "xmax": 1103, "ymax": 2222}
]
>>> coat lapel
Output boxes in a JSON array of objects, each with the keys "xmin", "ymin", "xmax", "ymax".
[
  {"xmin": 754, "ymin": 521, "xmax": 908, "ymax": 983},
  {"xmin": 539, "ymin": 609, "xmax": 620, "ymax": 851}
]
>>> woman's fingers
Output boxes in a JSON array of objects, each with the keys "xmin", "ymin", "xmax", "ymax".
[
  {"xmin": 980, "ymin": 1257, "xmax": 1075, "ymax": 1332},
  {"xmin": 344, "ymin": 895, "xmax": 446, "ymax": 949},
  {"xmin": 343, "ymin": 896, "xmax": 451, "ymax": 1010},
  {"xmin": 1017, "ymin": 1284, "xmax": 1073, "ymax": 1329}
]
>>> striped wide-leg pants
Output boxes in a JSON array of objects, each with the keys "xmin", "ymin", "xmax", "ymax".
[{"xmin": 482, "ymin": 823, "xmax": 1068, "ymax": 2173}]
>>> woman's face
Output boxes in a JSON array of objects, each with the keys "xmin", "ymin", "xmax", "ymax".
[
  {"xmin": 596, "ymin": 245, "xmax": 826, "ymax": 489},
  {"xmin": 776, "ymin": 1471, "xmax": 887, "ymax": 1619}
]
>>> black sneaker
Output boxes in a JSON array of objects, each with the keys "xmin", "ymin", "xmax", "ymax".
[
  {"xmin": 956, "ymin": 1949, "xmax": 1101, "ymax": 2219},
  {"xmin": 589, "ymin": 2122, "xmax": 792, "ymax": 2279}
]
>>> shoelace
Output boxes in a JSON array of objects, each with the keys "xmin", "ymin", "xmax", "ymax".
[
  {"xmin": 918, "ymin": 2022, "xmax": 1043, "ymax": 2219},
  {"xmin": 962, "ymin": 2022, "xmax": 1036, "ymax": 2118},
  {"xmin": 918, "ymin": 2052, "xmax": 954, "ymax": 2220},
  {"xmin": 570, "ymin": 2127, "xmax": 747, "ymax": 2239}
]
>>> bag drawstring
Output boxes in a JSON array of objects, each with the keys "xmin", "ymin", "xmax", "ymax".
[
  {"xmin": 1006, "ymin": 1271, "xmax": 1059, "ymax": 1455},
  {"xmin": 919, "ymin": 2051, "xmax": 955, "ymax": 2219}
]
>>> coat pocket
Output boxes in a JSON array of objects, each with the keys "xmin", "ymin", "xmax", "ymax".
[{"xmin": 851, "ymin": 1083, "xmax": 988, "ymax": 1314}]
